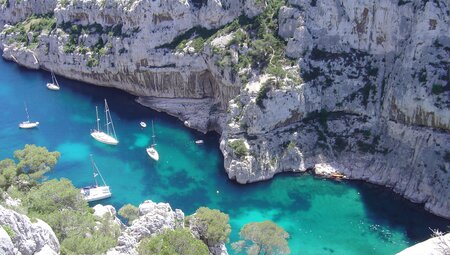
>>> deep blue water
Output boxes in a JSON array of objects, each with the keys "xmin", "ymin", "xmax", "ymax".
[{"xmin": 0, "ymin": 56, "xmax": 448, "ymax": 255}]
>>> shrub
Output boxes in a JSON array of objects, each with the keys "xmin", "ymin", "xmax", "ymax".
[
  {"xmin": 228, "ymin": 139, "xmax": 248, "ymax": 158},
  {"xmin": 118, "ymin": 204, "xmax": 139, "ymax": 224},
  {"xmin": 256, "ymin": 83, "xmax": 271, "ymax": 109},
  {"xmin": 431, "ymin": 84, "xmax": 449, "ymax": 95},
  {"xmin": 232, "ymin": 220, "xmax": 290, "ymax": 255},
  {"xmin": 190, "ymin": 207, "xmax": 231, "ymax": 246},
  {"xmin": 2, "ymin": 225, "xmax": 16, "ymax": 238},
  {"xmin": 87, "ymin": 55, "xmax": 99, "ymax": 67},
  {"xmin": 138, "ymin": 229, "xmax": 209, "ymax": 255}
]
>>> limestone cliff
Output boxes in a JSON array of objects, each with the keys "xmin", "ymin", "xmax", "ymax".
[
  {"xmin": 0, "ymin": 0, "xmax": 449, "ymax": 219},
  {"xmin": 220, "ymin": 0, "xmax": 450, "ymax": 218},
  {"xmin": 396, "ymin": 232, "xmax": 450, "ymax": 255},
  {"xmin": 0, "ymin": 205, "xmax": 60, "ymax": 255}
]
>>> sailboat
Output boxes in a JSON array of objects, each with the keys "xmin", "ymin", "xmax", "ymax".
[
  {"xmin": 46, "ymin": 71, "xmax": 60, "ymax": 90},
  {"xmin": 19, "ymin": 103, "xmax": 39, "ymax": 129},
  {"xmin": 146, "ymin": 121, "xmax": 159, "ymax": 161},
  {"xmin": 80, "ymin": 155, "xmax": 112, "ymax": 202},
  {"xmin": 90, "ymin": 99, "xmax": 119, "ymax": 145}
]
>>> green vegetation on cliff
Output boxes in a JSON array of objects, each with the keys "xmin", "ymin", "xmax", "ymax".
[
  {"xmin": 232, "ymin": 220, "xmax": 290, "ymax": 255},
  {"xmin": 138, "ymin": 228, "xmax": 210, "ymax": 255},
  {"xmin": 209, "ymin": 0, "xmax": 300, "ymax": 86},
  {"xmin": 0, "ymin": 145, "xmax": 119, "ymax": 254},
  {"xmin": 228, "ymin": 139, "xmax": 249, "ymax": 158},
  {"xmin": 3, "ymin": 13, "xmax": 55, "ymax": 48},
  {"xmin": 187, "ymin": 207, "xmax": 231, "ymax": 246},
  {"xmin": 118, "ymin": 203, "xmax": 140, "ymax": 224}
]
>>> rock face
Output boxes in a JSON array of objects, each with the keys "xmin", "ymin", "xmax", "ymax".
[
  {"xmin": 221, "ymin": 0, "xmax": 450, "ymax": 218},
  {"xmin": 396, "ymin": 233, "xmax": 450, "ymax": 255},
  {"xmin": 0, "ymin": 0, "xmax": 262, "ymax": 132},
  {"xmin": 0, "ymin": 0, "xmax": 449, "ymax": 219},
  {"xmin": 107, "ymin": 200, "xmax": 185, "ymax": 255},
  {"xmin": 0, "ymin": 205, "xmax": 59, "ymax": 255}
]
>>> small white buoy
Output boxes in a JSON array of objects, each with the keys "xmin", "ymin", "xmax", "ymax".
[{"xmin": 216, "ymin": 190, "xmax": 219, "ymax": 194}]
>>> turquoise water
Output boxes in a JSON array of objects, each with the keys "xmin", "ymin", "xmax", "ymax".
[{"xmin": 0, "ymin": 56, "xmax": 448, "ymax": 255}]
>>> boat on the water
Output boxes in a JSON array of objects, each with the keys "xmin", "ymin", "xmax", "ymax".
[
  {"xmin": 19, "ymin": 103, "xmax": 39, "ymax": 129},
  {"xmin": 146, "ymin": 121, "xmax": 159, "ymax": 161},
  {"xmin": 91, "ymin": 99, "xmax": 119, "ymax": 145},
  {"xmin": 195, "ymin": 140, "xmax": 204, "ymax": 144},
  {"xmin": 81, "ymin": 155, "xmax": 112, "ymax": 202},
  {"xmin": 46, "ymin": 71, "xmax": 60, "ymax": 90},
  {"xmin": 140, "ymin": 121, "xmax": 147, "ymax": 128}
]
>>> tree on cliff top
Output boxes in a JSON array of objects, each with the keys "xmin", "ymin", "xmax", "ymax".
[
  {"xmin": 118, "ymin": 203, "xmax": 140, "ymax": 225},
  {"xmin": 0, "ymin": 144, "xmax": 60, "ymax": 191},
  {"xmin": 232, "ymin": 220, "xmax": 290, "ymax": 255},
  {"xmin": 188, "ymin": 207, "xmax": 231, "ymax": 246},
  {"xmin": 138, "ymin": 228, "xmax": 209, "ymax": 255},
  {"xmin": 14, "ymin": 144, "xmax": 60, "ymax": 176}
]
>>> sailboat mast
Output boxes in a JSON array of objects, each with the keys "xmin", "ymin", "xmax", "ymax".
[
  {"xmin": 104, "ymin": 99, "xmax": 110, "ymax": 135},
  {"xmin": 52, "ymin": 72, "xmax": 59, "ymax": 87},
  {"xmin": 90, "ymin": 155, "xmax": 99, "ymax": 187},
  {"xmin": 152, "ymin": 120, "xmax": 156, "ymax": 146},
  {"xmin": 24, "ymin": 102, "xmax": 30, "ymax": 122},
  {"xmin": 95, "ymin": 106, "xmax": 100, "ymax": 131}
]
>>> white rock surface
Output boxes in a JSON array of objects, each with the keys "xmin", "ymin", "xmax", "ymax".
[
  {"xmin": 93, "ymin": 204, "xmax": 125, "ymax": 228},
  {"xmin": 107, "ymin": 200, "xmax": 185, "ymax": 255},
  {"xmin": 397, "ymin": 233, "xmax": 450, "ymax": 255},
  {"xmin": 0, "ymin": 205, "xmax": 60, "ymax": 255},
  {"xmin": 0, "ymin": 226, "xmax": 15, "ymax": 255}
]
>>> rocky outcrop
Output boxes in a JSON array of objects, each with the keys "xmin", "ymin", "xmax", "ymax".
[
  {"xmin": 221, "ymin": 0, "xmax": 450, "ymax": 218},
  {"xmin": 0, "ymin": 0, "xmax": 449, "ymax": 219},
  {"xmin": 0, "ymin": 205, "xmax": 59, "ymax": 255},
  {"xmin": 0, "ymin": 0, "xmax": 261, "ymax": 133},
  {"xmin": 397, "ymin": 232, "xmax": 450, "ymax": 255},
  {"xmin": 107, "ymin": 200, "xmax": 185, "ymax": 255},
  {"xmin": 93, "ymin": 204, "xmax": 125, "ymax": 229},
  {"xmin": 0, "ymin": 226, "xmax": 15, "ymax": 255},
  {"xmin": 0, "ymin": 0, "xmax": 57, "ymax": 28}
]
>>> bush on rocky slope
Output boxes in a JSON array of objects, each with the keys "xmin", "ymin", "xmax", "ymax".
[{"xmin": 138, "ymin": 228, "xmax": 209, "ymax": 255}]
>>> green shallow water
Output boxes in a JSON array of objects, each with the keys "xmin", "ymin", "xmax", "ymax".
[{"xmin": 0, "ymin": 56, "xmax": 448, "ymax": 254}]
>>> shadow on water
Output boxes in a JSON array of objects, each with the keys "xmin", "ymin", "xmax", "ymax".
[{"xmin": 348, "ymin": 180, "xmax": 450, "ymax": 242}]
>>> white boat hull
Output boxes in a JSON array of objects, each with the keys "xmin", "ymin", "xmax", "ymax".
[
  {"xmin": 140, "ymin": 122, "xmax": 147, "ymax": 128},
  {"xmin": 146, "ymin": 147, "xmax": 159, "ymax": 161},
  {"xmin": 19, "ymin": 121, "xmax": 39, "ymax": 129},
  {"xmin": 81, "ymin": 185, "xmax": 111, "ymax": 202},
  {"xmin": 46, "ymin": 83, "xmax": 60, "ymax": 90},
  {"xmin": 195, "ymin": 140, "xmax": 204, "ymax": 144},
  {"xmin": 91, "ymin": 131, "xmax": 119, "ymax": 145}
]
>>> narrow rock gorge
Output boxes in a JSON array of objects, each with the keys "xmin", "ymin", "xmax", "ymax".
[{"xmin": 0, "ymin": 0, "xmax": 449, "ymax": 220}]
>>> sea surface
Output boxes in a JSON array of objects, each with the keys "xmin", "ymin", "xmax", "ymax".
[{"xmin": 0, "ymin": 56, "xmax": 448, "ymax": 255}]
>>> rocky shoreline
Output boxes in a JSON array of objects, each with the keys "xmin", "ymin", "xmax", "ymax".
[
  {"xmin": 0, "ymin": 0, "xmax": 449, "ymax": 219},
  {"xmin": 0, "ymin": 199, "xmax": 228, "ymax": 255}
]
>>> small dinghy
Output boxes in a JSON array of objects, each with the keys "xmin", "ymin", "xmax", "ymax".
[
  {"xmin": 140, "ymin": 121, "xmax": 147, "ymax": 128},
  {"xmin": 195, "ymin": 140, "xmax": 204, "ymax": 144}
]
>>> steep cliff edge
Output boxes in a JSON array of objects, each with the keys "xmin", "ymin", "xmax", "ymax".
[
  {"xmin": 0, "ymin": 205, "xmax": 60, "ymax": 255},
  {"xmin": 221, "ymin": 0, "xmax": 450, "ymax": 218},
  {"xmin": 0, "ymin": 0, "xmax": 449, "ymax": 218}
]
